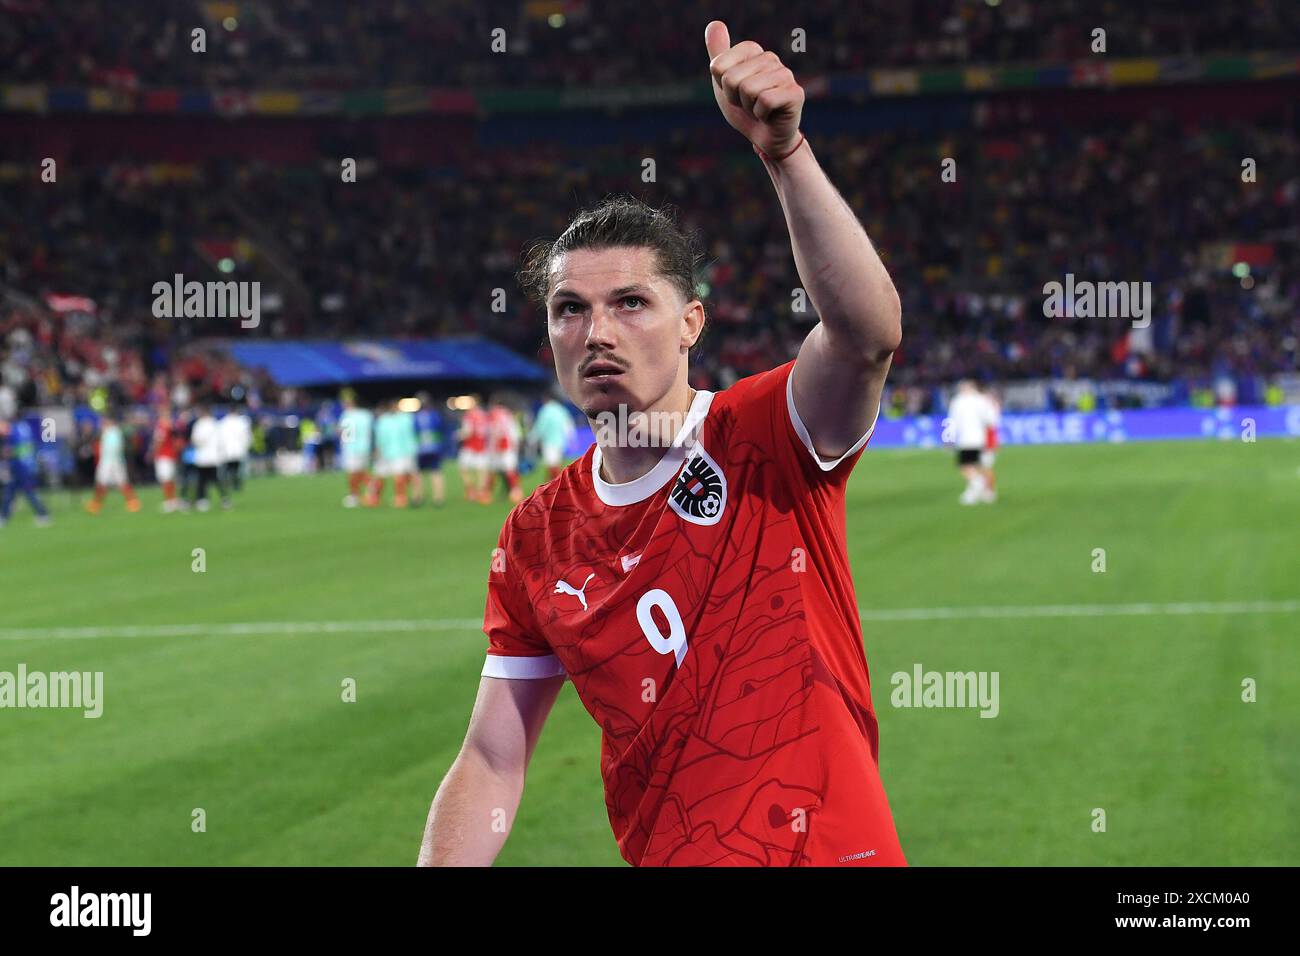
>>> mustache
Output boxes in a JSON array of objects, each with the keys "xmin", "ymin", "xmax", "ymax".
[{"xmin": 580, "ymin": 354, "xmax": 629, "ymax": 374}]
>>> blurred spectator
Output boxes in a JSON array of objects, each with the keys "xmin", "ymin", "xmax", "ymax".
[
  {"xmin": 2, "ymin": 114, "xmax": 1295, "ymax": 401},
  {"xmin": 3, "ymin": 0, "xmax": 1298, "ymax": 90}
]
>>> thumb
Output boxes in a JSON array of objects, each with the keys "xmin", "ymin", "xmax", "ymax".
[{"xmin": 704, "ymin": 20, "xmax": 731, "ymax": 62}]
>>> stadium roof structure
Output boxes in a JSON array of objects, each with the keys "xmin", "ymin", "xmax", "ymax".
[{"xmin": 226, "ymin": 337, "xmax": 546, "ymax": 387}]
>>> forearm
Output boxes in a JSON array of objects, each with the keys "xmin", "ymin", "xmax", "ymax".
[
  {"xmin": 417, "ymin": 750, "xmax": 524, "ymax": 866},
  {"xmin": 760, "ymin": 141, "xmax": 902, "ymax": 358}
]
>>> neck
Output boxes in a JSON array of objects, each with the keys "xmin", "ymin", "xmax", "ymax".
[{"xmin": 594, "ymin": 383, "xmax": 696, "ymax": 485}]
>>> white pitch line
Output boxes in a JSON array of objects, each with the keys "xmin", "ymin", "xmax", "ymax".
[
  {"xmin": 858, "ymin": 600, "xmax": 1300, "ymax": 621},
  {"xmin": 0, "ymin": 619, "xmax": 481, "ymax": 641},
  {"xmin": 0, "ymin": 600, "xmax": 1297, "ymax": 641}
]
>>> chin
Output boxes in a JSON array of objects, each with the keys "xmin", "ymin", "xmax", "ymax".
[
  {"xmin": 580, "ymin": 394, "xmax": 624, "ymax": 420},
  {"xmin": 578, "ymin": 379, "xmax": 637, "ymax": 419}
]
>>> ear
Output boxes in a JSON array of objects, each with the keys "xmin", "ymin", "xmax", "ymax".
[{"xmin": 680, "ymin": 299, "xmax": 706, "ymax": 351}]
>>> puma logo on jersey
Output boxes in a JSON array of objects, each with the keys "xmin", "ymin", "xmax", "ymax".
[{"xmin": 554, "ymin": 572, "xmax": 596, "ymax": 611}]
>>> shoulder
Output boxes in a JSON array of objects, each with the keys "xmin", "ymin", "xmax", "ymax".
[
  {"xmin": 500, "ymin": 446, "xmax": 593, "ymax": 537},
  {"xmin": 709, "ymin": 359, "xmax": 875, "ymax": 480},
  {"xmin": 700, "ymin": 360, "xmax": 796, "ymax": 444},
  {"xmin": 710, "ymin": 360, "xmax": 795, "ymax": 415}
]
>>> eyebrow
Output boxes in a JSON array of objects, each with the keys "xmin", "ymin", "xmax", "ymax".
[{"xmin": 549, "ymin": 284, "xmax": 653, "ymax": 304}]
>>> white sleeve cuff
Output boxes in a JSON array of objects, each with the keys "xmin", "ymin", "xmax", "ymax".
[
  {"xmin": 786, "ymin": 367, "xmax": 880, "ymax": 472},
  {"xmin": 482, "ymin": 654, "xmax": 566, "ymax": 680}
]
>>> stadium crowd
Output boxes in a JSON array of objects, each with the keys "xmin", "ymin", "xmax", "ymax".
[
  {"xmin": 3, "ymin": 0, "xmax": 1299, "ymax": 90},
  {"xmin": 2, "ymin": 113, "xmax": 1296, "ymax": 415}
]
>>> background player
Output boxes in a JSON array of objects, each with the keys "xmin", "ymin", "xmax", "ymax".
[
  {"xmin": 338, "ymin": 391, "xmax": 374, "ymax": 508},
  {"xmin": 947, "ymin": 380, "xmax": 998, "ymax": 505},
  {"xmin": 0, "ymin": 414, "xmax": 51, "ymax": 528},
  {"xmin": 149, "ymin": 407, "xmax": 182, "ymax": 513},
  {"xmin": 367, "ymin": 400, "xmax": 418, "ymax": 508},
  {"xmin": 412, "ymin": 392, "xmax": 447, "ymax": 508},
  {"xmin": 219, "ymin": 404, "xmax": 252, "ymax": 495},
  {"xmin": 178, "ymin": 407, "xmax": 199, "ymax": 506},
  {"xmin": 86, "ymin": 411, "xmax": 142, "ymax": 514},
  {"xmin": 365, "ymin": 400, "xmax": 395, "ymax": 507},
  {"xmin": 486, "ymin": 395, "xmax": 524, "ymax": 505},
  {"xmin": 456, "ymin": 396, "xmax": 490, "ymax": 504},
  {"xmin": 979, "ymin": 385, "xmax": 1001, "ymax": 504},
  {"xmin": 529, "ymin": 390, "xmax": 577, "ymax": 481},
  {"xmin": 71, "ymin": 418, "xmax": 98, "ymax": 507},
  {"xmin": 188, "ymin": 403, "xmax": 230, "ymax": 512}
]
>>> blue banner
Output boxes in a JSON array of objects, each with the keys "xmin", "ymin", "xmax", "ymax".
[
  {"xmin": 565, "ymin": 405, "xmax": 1299, "ymax": 459},
  {"xmin": 873, "ymin": 405, "xmax": 1300, "ymax": 449},
  {"xmin": 227, "ymin": 337, "xmax": 546, "ymax": 387}
]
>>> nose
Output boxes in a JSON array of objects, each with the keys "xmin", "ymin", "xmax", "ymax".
[{"xmin": 585, "ymin": 303, "xmax": 618, "ymax": 352}]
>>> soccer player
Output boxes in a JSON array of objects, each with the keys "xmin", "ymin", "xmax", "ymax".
[
  {"xmin": 411, "ymin": 392, "xmax": 447, "ymax": 508},
  {"xmin": 72, "ymin": 418, "xmax": 98, "ymax": 504},
  {"xmin": 300, "ymin": 416, "xmax": 322, "ymax": 474},
  {"xmin": 979, "ymin": 385, "xmax": 1002, "ymax": 504},
  {"xmin": 0, "ymin": 414, "xmax": 51, "ymax": 527},
  {"xmin": 364, "ymin": 401, "xmax": 393, "ymax": 507},
  {"xmin": 367, "ymin": 401, "xmax": 418, "ymax": 508},
  {"xmin": 456, "ymin": 396, "xmax": 490, "ymax": 504},
  {"xmin": 86, "ymin": 412, "xmax": 142, "ymax": 514},
  {"xmin": 218, "ymin": 405, "xmax": 252, "ymax": 494},
  {"xmin": 188, "ymin": 404, "xmax": 230, "ymax": 512},
  {"xmin": 338, "ymin": 391, "xmax": 375, "ymax": 508},
  {"xmin": 486, "ymin": 396, "xmax": 524, "ymax": 505},
  {"xmin": 947, "ymin": 380, "xmax": 998, "ymax": 505},
  {"xmin": 178, "ymin": 408, "xmax": 199, "ymax": 506},
  {"xmin": 419, "ymin": 21, "xmax": 905, "ymax": 868},
  {"xmin": 149, "ymin": 407, "xmax": 182, "ymax": 513},
  {"xmin": 529, "ymin": 390, "xmax": 577, "ymax": 481}
]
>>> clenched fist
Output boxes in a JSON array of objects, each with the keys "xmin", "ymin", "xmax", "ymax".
[{"xmin": 705, "ymin": 20, "xmax": 805, "ymax": 161}]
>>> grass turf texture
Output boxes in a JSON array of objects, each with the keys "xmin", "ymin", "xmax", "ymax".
[{"xmin": 1, "ymin": 438, "xmax": 1296, "ymax": 866}]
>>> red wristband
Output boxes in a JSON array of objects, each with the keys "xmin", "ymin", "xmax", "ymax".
[{"xmin": 753, "ymin": 132, "xmax": 806, "ymax": 164}]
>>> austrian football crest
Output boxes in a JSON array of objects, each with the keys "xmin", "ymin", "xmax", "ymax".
[{"xmin": 668, "ymin": 444, "xmax": 727, "ymax": 526}]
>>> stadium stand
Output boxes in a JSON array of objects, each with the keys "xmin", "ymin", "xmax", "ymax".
[{"xmin": 3, "ymin": 0, "xmax": 1298, "ymax": 88}]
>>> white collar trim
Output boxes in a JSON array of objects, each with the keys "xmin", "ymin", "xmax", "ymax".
[{"xmin": 591, "ymin": 389, "xmax": 715, "ymax": 506}]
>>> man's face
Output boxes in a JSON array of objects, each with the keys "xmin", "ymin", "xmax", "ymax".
[{"xmin": 545, "ymin": 246, "xmax": 702, "ymax": 419}]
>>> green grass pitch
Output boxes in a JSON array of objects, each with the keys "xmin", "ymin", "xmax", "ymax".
[{"xmin": 1, "ymin": 438, "xmax": 1296, "ymax": 865}]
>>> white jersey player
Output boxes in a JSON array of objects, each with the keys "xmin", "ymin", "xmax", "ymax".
[{"xmin": 947, "ymin": 380, "xmax": 999, "ymax": 505}]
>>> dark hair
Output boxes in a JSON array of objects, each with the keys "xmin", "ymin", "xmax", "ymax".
[{"xmin": 517, "ymin": 196, "xmax": 706, "ymax": 312}]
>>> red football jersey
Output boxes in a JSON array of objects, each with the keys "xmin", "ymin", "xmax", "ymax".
[
  {"xmin": 462, "ymin": 408, "xmax": 489, "ymax": 453},
  {"xmin": 488, "ymin": 407, "xmax": 520, "ymax": 453},
  {"xmin": 483, "ymin": 360, "xmax": 905, "ymax": 867},
  {"xmin": 153, "ymin": 422, "xmax": 179, "ymax": 460}
]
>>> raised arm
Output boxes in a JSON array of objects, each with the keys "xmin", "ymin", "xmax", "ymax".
[
  {"xmin": 706, "ymin": 20, "xmax": 902, "ymax": 460},
  {"xmin": 417, "ymin": 673, "xmax": 564, "ymax": 866}
]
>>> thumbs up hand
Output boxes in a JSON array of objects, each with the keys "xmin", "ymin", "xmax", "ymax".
[{"xmin": 705, "ymin": 20, "xmax": 805, "ymax": 160}]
